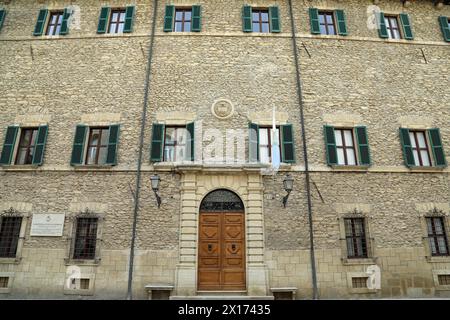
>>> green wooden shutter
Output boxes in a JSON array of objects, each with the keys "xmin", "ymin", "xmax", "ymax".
[
  {"xmin": 399, "ymin": 13, "xmax": 413, "ymax": 40},
  {"xmin": 355, "ymin": 126, "xmax": 371, "ymax": 166},
  {"xmin": 0, "ymin": 9, "xmax": 6, "ymax": 32},
  {"xmin": 249, "ymin": 123, "xmax": 259, "ymax": 162},
  {"xmin": 335, "ymin": 9, "xmax": 347, "ymax": 36},
  {"xmin": 309, "ymin": 8, "xmax": 320, "ymax": 34},
  {"xmin": 399, "ymin": 128, "xmax": 415, "ymax": 167},
  {"xmin": 164, "ymin": 5, "xmax": 175, "ymax": 32},
  {"xmin": 439, "ymin": 16, "xmax": 450, "ymax": 42},
  {"xmin": 324, "ymin": 125, "xmax": 337, "ymax": 166},
  {"xmin": 123, "ymin": 6, "xmax": 135, "ymax": 33},
  {"xmin": 192, "ymin": 5, "xmax": 202, "ymax": 32},
  {"xmin": 32, "ymin": 125, "xmax": 48, "ymax": 166},
  {"xmin": 33, "ymin": 9, "xmax": 48, "ymax": 36},
  {"xmin": 269, "ymin": 6, "xmax": 280, "ymax": 33},
  {"xmin": 186, "ymin": 122, "xmax": 195, "ymax": 161},
  {"xmin": 97, "ymin": 7, "xmax": 110, "ymax": 34},
  {"xmin": 242, "ymin": 5, "xmax": 252, "ymax": 33},
  {"xmin": 281, "ymin": 124, "xmax": 295, "ymax": 163},
  {"xmin": 71, "ymin": 125, "xmax": 87, "ymax": 166},
  {"xmin": 60, "ymin": 7, "xmax": 71, "ymax": 35},
  {"xmin": 150, "ymin": 123, "xmax": 165, "ymax": 162},
  {"xmin": 428, "ymin": 128, "xmax": 447, "ymax": 167},
  {"xmin": 0, "ymin": 126, "xmax": 19, "ymax": 165},
  {"xmin": 378, "ymin": 12, "xmax": 388, "ymax": 39},
  {"xmin": 106, "ymin": 124, "xmax": 120, "ymax": 165}
]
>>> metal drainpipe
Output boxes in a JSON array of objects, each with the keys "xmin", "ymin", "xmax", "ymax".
[
  {"xmin": 287, "ymin": 0, "xmax": 319, "ymax": 300},
  {"xmin": 126, "ymin": 0, "xmax": 159, "ymax": 300}
]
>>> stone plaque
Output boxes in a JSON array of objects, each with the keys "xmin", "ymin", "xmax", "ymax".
[
  {"xmin": 211, "ymin": 99, "xmax": 234, "ymax": 119},
  {"xmin": 30, "ymin": 214, "xmax": 65, "ymax": 237}
]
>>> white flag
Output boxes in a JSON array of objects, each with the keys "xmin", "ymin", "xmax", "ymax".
[{"xmin": 271, "ymin": 106, "xmax": 281, "ymax": 171}]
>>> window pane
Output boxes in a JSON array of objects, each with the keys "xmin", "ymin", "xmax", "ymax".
[
  {"xmin": 346, "ymin": 238, "xmax": 355, "ymax": 257},
  {"xmin": 175, "ymin": 145, "xmax": 185, "ymax": 162},
  {"xmin": 412, "ymin": 150, "xmax": 420, "ymax": 166},
  {"xmin": 384, "ymin": 17, "xmax": 389, "ymax": 27},
  {"xmin": 91, "ymin": 132, "xmax": 100, "ymax": 145},
  {"xmin": 48, "ymin": 25, "xmax": 55, "ymax": 35},
  {"xmin": 260, "ymin": 146, "xmax": 270, "ymax": 163},
  {"xmin": 344, "ymin": 130, "xmax": 353, "ymax": 146},
  {"xmin": 261, "ymin": 22, "xmax": 269, "ymax": 33},
  {"xmin": 51, "ymin": 14, "xmax": 58, "ymax": 24},
  {"xmin": 429, "ymin": 238, "xmax": 437, "ymax": 255},
  {"xmin": 437, "ymin": 237, "xmax": 448, "ymax": 254},
  {"xmin": 259, "ymin": 129, "xmax": 268, "ymax": 145},
  {"xmin": 334, "ymin": 130, "xmax": 342, "ymax": 146},
  {"xmin": 326, "ymin": 14, "xmax": 333, "ymax": 24},
  {"xmin": 416, "ymin": 132, "xmax": 426, "ymax": 148},
  {"xmin": 434, "ymin": 218, "xmax": 443, "ymax": 234},
  {"xmin": 57, "ymin": 14, "xmax": 63, "ymax": 24},
  {"xmin": 184, "ymin": 11, "xmax": 191, "ymax": 21},
  {"xmin": 337, "ymin": 148, "xmax": 345, "ymax": 165},
  {"xmin": 261, "ymin": 12, "xmax": 269, "ymax": 22},
  {"xmin": 165, "ymin": 128, "xmax": 176, "ymax": 144},
  {"xmin": 393, "ymin": 29, "xmax": 401, "ymax": 39},
  {"xmin": 252, "ymin": 22, "xmax": 260, "ymax": 32},
  {"xmin": 98, "ymin": 147, "xmax": 108, "ymax": 164},
  {"xmin": 175, "ymin": 22, "xmax": 183, "ymax": 32},
  {"xmin": 176, "ymin": 128, "xmax": 187, "ymax": 145},
  {"xmin": 426, "ymin": 219, "xmax": 433, "ymax": 235},
  {"xmin": 55, "ymin": 25, "xmax": 61, "ymax": 35},
  {"xmin": 117, "ymin": 22, "xmax": 124, "ymax": 33},
  {"xmin": 184, "ymin": 22, "xmax": 191, "ymax": 32},
  {"xmin": 420, "ymin": 150, "xmax": 430, "ymax": 166},
  {"xmin": 390, "ymin": 17, "xmax": 398, "ymax": 28},
  {"xmin": 319, "ymin": 14, "xmax": 325, "ymax": 24},
  {"xmin": 328, "ymin": 25, "xmax": 336, "ymax": 35},
  {"xmin": 16, "ymin": 149, "xmax": 27, "ymax": 165},
  {"xmin": 270, "ymin": 128, "xmax": 280, "ymax": 145},
  {"xmin": 112, "ymin": 12, "xmax": 119, "ymax": 22},
  {"xmin": 252, "ymin": 12, "xmax": 259, "ymax": 21},
  {"xmin": 164, "ymin": 146, "xmax": 175, "ymax": 162},
  {"xmin": 319, "ymin": 24, "xmax": 326, "ymax": 35},
  {"xmin": 347, "ymin": 149, "xmax": 357, "ymax": 165},
  {"xmin": 176, "ymin": 11, "xmax": 183, "ymax": 20},
  {"xmin": 409, "ymin": 132, "xmax": 417, "ymax": 148},
  {"xmin": 119, "ymin": 12, "xmax": 126, "ymax": 22},
  {"xmin": 86, "ymin": 147, "xmax": 97, "ymax": 164}
]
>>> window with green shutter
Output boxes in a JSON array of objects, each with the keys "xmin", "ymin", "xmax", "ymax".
[
  {"xmin": 355, "ymin": 126, "xmax": 371, "ymax": 166},
  {"xmin": 32, "ymin": 125, "xmax": 49, "ymax": 166},
  {"xmin": 309, "ymin": 8, "xmax": 320, "ymax": 34},
  {"xmin": 428, "ymin": 128, "xmax": 447, "ymax": 167},
  {"xmin": 324, "ymin": 125, "xmax": 338, "ymax": 165},
  {"xmin": 59, "ymin": 8, "xmax": 72, "ymax": 35},
  {"xmin": 97, "ymin": 7, "xmax": 110, "ymax": 34},
  {"xmin": 0, "ymin": 126, "xmax": 19, "ymax": 165},
  {"xmin": 269, "ymin": 6, "xmax": 280, "ymax": 33},
  {"xmin": 71, "ymin": 125, "xmax": 87, "ymax": 166},
  {"xmin": 150, "ymin": 124, "xmax": 165, "ymax": 162},
  {"xmin": 192, "ymin": 5, "xmax": 202, "ymax": 32},
  {"xmin": 0, "ymin": 9, "xmax": 6, "ymax": 32},
  {"xmin": 242, "ymin": 5, "xmax": 252, "ymax": 32},
  {"xmin": 399, "ymin": 13, "xmax": 413, "ymax": 40},
  {"xmin": 281, "ymin": 124, "xmax": 295, "ymax": 163},
  {"xmin": 439, "ymin": 16, "xmax": 450, "ymax": 42},
  {"xmin": 335, "ymin": 9, "xmax": 347, "ymax": 36},
  {"xmin": 164, "ymin": 5, "xmax": 175, "ymax": 32},
  {"xmin": 33, "ymin": 9, "xmax": 48, "ymax": 36},
  {"xmin": 249, "ymin": 123, "xmax": 259, "ymax": 162},
  {"xmin": 399, "ymin": 128, "xmax": 416, "ymax": 167},
  {"xmin": 123, "ymin": 6, "xmax": 135, "ymax": 33},
  {"xmin": 377, "ymin": 12, "xmax": 388, "ymax": 39},
  {"xmin": 106, "ymin": 125, "xmax": 120, "ymax": 165}
]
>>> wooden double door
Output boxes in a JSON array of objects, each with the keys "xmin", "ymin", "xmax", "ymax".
[{"xmin": 198, "ymin": 211, "xmax": 246, "ymax": 291}]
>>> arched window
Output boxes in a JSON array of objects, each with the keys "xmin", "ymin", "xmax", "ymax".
[{"xmin": 200, "ymin": 189, "xmax": 244, "ymax": 212}]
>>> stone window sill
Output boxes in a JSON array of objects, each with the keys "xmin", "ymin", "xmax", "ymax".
[
  {"xmin": 426, "ymin": 256, "xmax": 450, "ymax": 263},
  {"xmin": 0, "ymin": 288, "xmax": 11, "ymax": 294},
  {"xmin": 408, "ymin": 166, "xmax": 446, "ymax": 172},
  {"xmin": 63, "ymin": 289, "xmax": 94, "ymax": 296},
  {"xmin": 72, "ymin": 165, "xmax": 114, "ymax": 170},
  {"xmin": 64, "ymin": 258, "xmax": 100, "ymax": 266},
  {"xmin": 0, "ymin": 258, "xmax": 21, "ymax": 264},
  {"xmin": 0, "ymin": 165, "xmax": 40, "ymax": 170},
  {"xmin": 435, "ymin": 286, "xmax": 450, "ymax": 291},
  {"xmin": 331, "ymin": 165, "xmax": 370, "ymax": 171},
  {"xmin": 349, "ymin": 288, "xmax": 378, "ymax": 294},
  {"xmin": 341, "ymin": 257, "xmax": 377, "ymax": 266}
]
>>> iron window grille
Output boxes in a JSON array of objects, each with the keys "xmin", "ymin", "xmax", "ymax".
[
  {"xmin": 73, "ymin": 217, "xmax": 98, "ymax": 260},
  {"xmin": 438, "ymin": 275, "xmax": 450, "ymax": 285},
  {"xmin": 200, "ymin": 189, "xmax": 244, "ymax": 212},
  {"xmin": 352, "ymin": 277, "xmax": 368, "ymax": 288},
  {"xmin": 0, "ymin": 277, "xmax": 8, "ymax": 288},
  {"xmin": 0, "ymin": 217, "xmax": 22, "ymax": 258},
  {"xmin": 426, "ymin": 217, "xmax": 449, "ymax": 256},
  {"xmin": 344, "ymin": 218, "xmax": 368, "ymax": 258}
]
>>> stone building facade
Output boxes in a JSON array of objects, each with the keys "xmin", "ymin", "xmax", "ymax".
[{"xmin": 0, "ymin": 0, "xmax": 449, "ymax": 299}]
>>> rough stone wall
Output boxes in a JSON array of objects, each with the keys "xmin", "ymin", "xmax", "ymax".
[{"xmin": 0, "ymin": 0, "xmax": 449, "ymax": 299}]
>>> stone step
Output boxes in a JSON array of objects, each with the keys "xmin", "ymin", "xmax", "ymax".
[{"xmin": 170, "ymin": 295, "xmax": 274, "ymax": 300}]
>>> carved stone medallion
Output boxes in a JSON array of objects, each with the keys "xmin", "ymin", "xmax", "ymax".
[{"xmin": 211, "ymin": 99, "xmax": 234, "ymax": 120}]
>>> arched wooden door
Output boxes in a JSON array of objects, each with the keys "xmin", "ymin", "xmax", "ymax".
[{"xmin": 198, "ymin": 190, "xmax": 246, "ymax": 291}]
